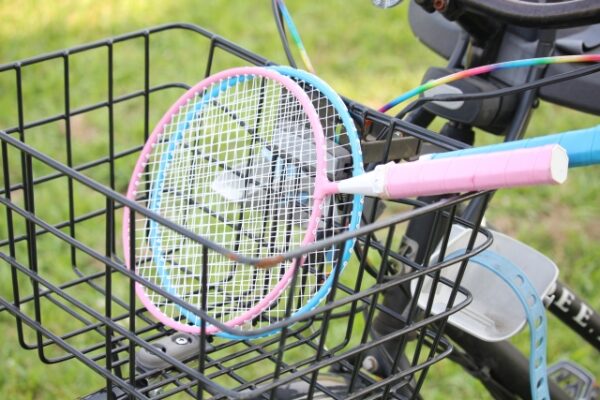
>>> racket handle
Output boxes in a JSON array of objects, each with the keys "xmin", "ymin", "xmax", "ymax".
[
  {"xmin": 429, "ymin": 125, "xmax": 600, "ymax": 168},
  {"xmin": 384, "ymin": 145, "xmax": 567, "ymax": 198}
]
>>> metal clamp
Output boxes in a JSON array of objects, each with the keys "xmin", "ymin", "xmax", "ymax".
[{"xmin": 137, "ymin": 333, "xmax": 212, "ymax": 371}]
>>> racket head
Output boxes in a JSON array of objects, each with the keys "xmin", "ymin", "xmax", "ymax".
[
  {"xmin": 218, "ymin": 66, "xmax": 365, "ymax": 339},
  {"xmin": 123, "ymin": 66, "xmax": 332, "ymax": 336}
]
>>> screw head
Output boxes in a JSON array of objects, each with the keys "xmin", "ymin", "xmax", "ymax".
[
  {"xmin": 362, "ymin": 355, "xmax": 379, "ymax": 372},
  {"xmin": 174, "ymin": 336, "xmax": 190, "ymax": 345}
]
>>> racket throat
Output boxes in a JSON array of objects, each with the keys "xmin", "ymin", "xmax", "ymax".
[{"xmin": 335, "ymin": 164, "xmax": 388, "ymax": 197}]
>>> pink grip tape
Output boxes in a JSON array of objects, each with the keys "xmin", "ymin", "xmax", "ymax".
[{"xmin": 384, "ymin": 144, "xmax": 567, "ymax": 198}]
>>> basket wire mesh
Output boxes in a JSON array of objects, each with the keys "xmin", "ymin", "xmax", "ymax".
[{"xmin": 0, "ymin": 24, "xmax": 491, "ymax": 399}]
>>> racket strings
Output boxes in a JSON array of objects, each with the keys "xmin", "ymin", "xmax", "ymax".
[
  {"xmin": 263, "ymin": 81, "xmax": 357, "ymax": 323},
  {"xmin": 134, "ymin": 76, "xmax": 311, "ymax": 326},
  {"xmin": 133, "ymin": 73, "xmax": 356, "ymax": 331}
]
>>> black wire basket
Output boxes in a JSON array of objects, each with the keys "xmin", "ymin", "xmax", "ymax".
[{"xmin": 0, "ymin": 24, "xmax": 491, "ymax": 400}]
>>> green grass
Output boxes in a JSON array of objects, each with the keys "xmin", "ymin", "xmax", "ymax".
[{"xmin": 0, "ymin": 1, "xmax": 599, "ymax": 399}]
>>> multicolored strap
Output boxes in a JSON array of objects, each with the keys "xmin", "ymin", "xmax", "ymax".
[{"xmin": 380, "ymin": 54, "xmax": 600, "ymax": 113}]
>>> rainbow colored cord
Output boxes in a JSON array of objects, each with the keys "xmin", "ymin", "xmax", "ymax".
[
  {"xmin": 276, "ymin": 0, "xmax": 316, "ymax": 73},
  {"xmin": 379, "ymin": 54, "xmax": 600, "ymax": 113}
]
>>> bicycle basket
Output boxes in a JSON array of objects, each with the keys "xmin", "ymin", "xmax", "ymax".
[{"xmin": 0, "ymin": 24, "xmax": 490, "ymax": 399}]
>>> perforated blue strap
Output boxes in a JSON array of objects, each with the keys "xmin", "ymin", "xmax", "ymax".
[{"xmin": 449, "ymin": 250, "xmax": 549, "ymax": 400}]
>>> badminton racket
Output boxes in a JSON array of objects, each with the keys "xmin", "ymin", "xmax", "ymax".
[
  {"xmin": 215, "ymin": 65, "xmax": 365, "ymax": 339},
  {"xmin": 123, "ymin": 66, "xmax": 363, "ymax": 336}
]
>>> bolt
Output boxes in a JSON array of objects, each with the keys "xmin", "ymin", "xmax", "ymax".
[
  {"xmin": 362, "ymin": 355, "xmax": 379, "ymax": 372},
  {"xmin": 174, "ymin": 335, "xmax": 190, "ymax": 345}
]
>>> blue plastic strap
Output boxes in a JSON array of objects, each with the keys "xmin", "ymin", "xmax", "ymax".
[
  {"xmin": 430, "ymin": 125, "xmax": 600, "ymax": 168},
  {"xmin": 448, "ymin": 250, "xmax": 549, "ymax": 400}
]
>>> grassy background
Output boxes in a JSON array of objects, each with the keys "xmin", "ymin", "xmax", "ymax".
[{"xmin": 0, "ymin": 1, "xmax": 598, "ymax": 398}]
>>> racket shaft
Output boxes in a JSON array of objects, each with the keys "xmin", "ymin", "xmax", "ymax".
[
  {"xmin": 385, "ymin": 144, "xmax": 567, "ymax": 198},
  {"xmin": 429, "ymin": 125, "xmax": 600, "ymax": 168}
]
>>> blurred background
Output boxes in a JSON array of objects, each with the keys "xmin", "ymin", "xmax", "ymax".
[{"xmin": 0, "ymin": 1, "xmax": 598, "ymax": 398}]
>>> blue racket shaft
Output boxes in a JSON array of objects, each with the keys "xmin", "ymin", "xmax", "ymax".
[{"xmin": 429, "ymin": 125, "xmax": 600, "ymax": 168}]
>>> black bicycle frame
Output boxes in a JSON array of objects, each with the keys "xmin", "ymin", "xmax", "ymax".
[{"xmin": 548, "ymin": 282, "xmax": 600, "ymax": 351}]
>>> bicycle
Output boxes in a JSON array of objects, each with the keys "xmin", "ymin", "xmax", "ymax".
[{"xmin": 0, "ymin": 1, "xmax": 598, "ymax": 399}]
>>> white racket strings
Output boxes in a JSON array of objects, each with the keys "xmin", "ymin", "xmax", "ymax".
[{"xmin": 133, "ymin": 74, "xmax": 355, "ymax": 330}]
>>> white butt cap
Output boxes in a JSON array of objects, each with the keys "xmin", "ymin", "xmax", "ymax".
[{"xmin": 551, "ymin": 145, "xmax": 568, "ymax": 184}]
